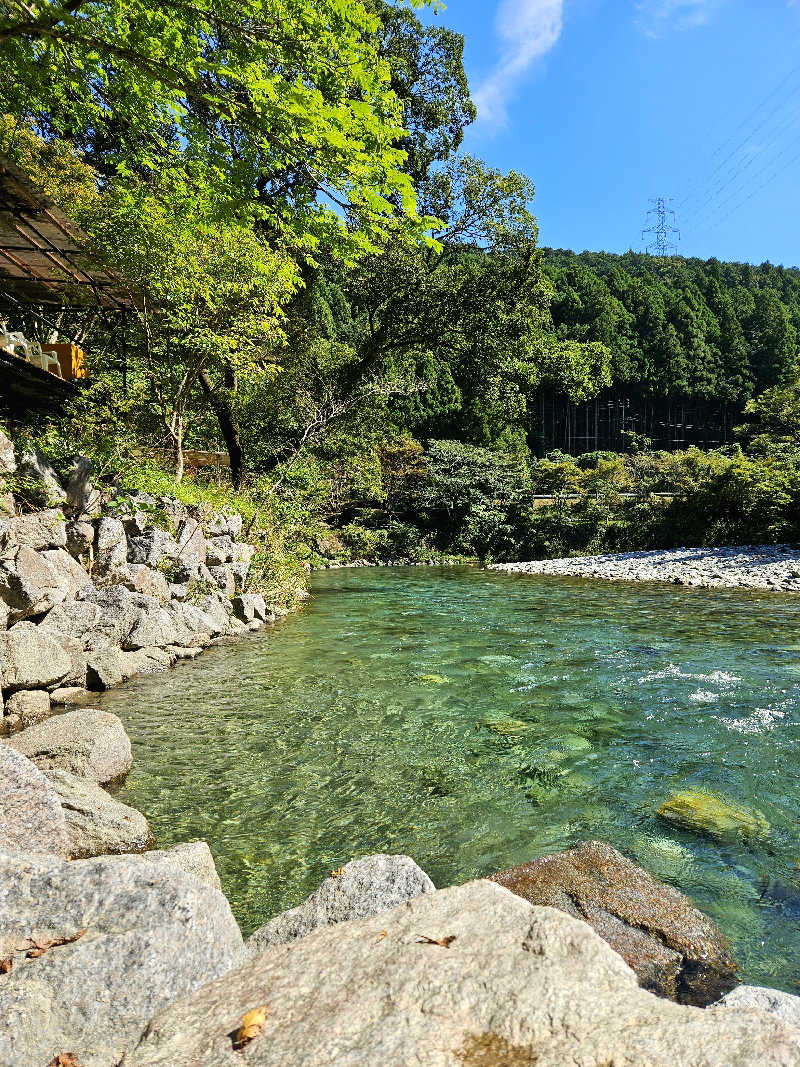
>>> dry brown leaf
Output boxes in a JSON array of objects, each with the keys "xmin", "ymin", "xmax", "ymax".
[
  {"xmin": 330, "ymin": 866, "xmax": 345, "ymax": 879},
  {"xmin": 47, "ymin": 1055, "xmax": 82, "ymax": 1067},
  {"xmin": 374, "ymin": 930, "xmax": 387, "ymax": 945},
  {"xmin": 26, "ymin": 928, "xmax": 87, "ymax": 959},
  {"xmin": 0, "ymin": 958, "xmax": 12, "ymax": 974},
  {"xmin": 232, "ymin": 1005, "xmax": 270, "ymax": 1050},
  {"xmin": 416, "ymin": 934, "xmax": 456, "ymax": 948}
]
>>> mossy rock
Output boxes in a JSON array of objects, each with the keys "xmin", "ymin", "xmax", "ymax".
[
  {"xmin": 657, "ymin": 791, "xmax": 769, "ymax": 841},
  {"xmin": 414, "ymin": 674, "xmax": 450, "ymax": 685},
  {"xmin": 476, "ymin": 718, "xmax": 533, "ymax": 737},
  {"xmin": 552, "ymin": 733, "xmax": 592, "ymax": 754}
]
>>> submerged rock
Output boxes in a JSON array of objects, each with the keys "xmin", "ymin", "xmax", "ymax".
[
  {"xmin": 0, "ymin": 744, "xmax": 68, "ymax": 855},
  {"xmin": 657, "ymin": 791, "xmax": 769, "ymax": 841},
  {"xmin": 7, "ymin": 707, "xmax": 132, "ymax": 783},
  {"xmin": 0, "ymin": 848, "xmax": 242, "ymax": 1067},
  {"xmin": 125, "ymin": 880, "xmax": 799, "ymax": 1067},
  {"xmin": 491, "ymin": 840, "xmax": 737, "ymax": 1006},
  {"xmin": 43, "ymin": 768, "xmax": 152, "ymax": 858},
  {"xmin": 244, "ymin": 854, "xmax": 435, "ymax": 956}
]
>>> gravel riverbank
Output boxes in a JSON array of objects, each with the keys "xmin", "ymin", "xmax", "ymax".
[{"xmin": 490, "ymin": 545, "xmax": 800, "ymax": 591}]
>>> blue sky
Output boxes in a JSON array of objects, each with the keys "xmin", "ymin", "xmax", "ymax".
[{"xmin": 419, "ymin": 1, "xmax": 800, "ymax": 267}]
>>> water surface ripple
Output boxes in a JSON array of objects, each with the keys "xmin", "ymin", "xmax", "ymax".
[{"xmin": 109, "ymin": 566, "xmax": 800, "ymax": 992}]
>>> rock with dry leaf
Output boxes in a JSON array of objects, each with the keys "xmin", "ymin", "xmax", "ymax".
[
  {"xmin": 0, "ymin": 849, "xmax": 243, "ymax": 1067},
  {"xmin": 122, "ymin": 880, "xmax": 800, "ymax": 1066}
]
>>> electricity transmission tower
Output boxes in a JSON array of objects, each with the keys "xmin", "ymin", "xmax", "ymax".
[{"xmin": 642, "ymin": 197, "xmax": 681, "ymax": 256}]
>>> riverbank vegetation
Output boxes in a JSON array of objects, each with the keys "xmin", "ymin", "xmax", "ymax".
[{"xmin": 2, "ymin": 0, "xmax": 800, "ymax": 579}]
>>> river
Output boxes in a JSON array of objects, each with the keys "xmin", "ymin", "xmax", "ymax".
[{"xmin": 106, "ymin": 566, "xmax": 800, "ymax": 993}]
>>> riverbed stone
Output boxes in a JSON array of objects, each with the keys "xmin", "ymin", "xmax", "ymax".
[
  {"xmin": 244, "ymin": 854, "xmax": 435, "ymax": 957},
  {"xmin": 4, "ymin": 688, "xmax": 51, "ymax": 729},
  {"xmin": 43, "ymin": 768, "xmax": 152, "ymax": 858},
  {"xmin": 716, "ymin": 984, "xmax": 800, "ymax": 1027},
  {"xmin": 0, "ymin": 622, "xmax": 71, "ymax": 691},
  {"xmin": 0, "ymin": 743, "xmax": 68, "ymax": 855},
  {"xmin": 7, "ymin": 707, "xmax": 132, "ymax": 783},
  {"xmin": 125, "ymin": 880, "xmax": 800, "ymax": 1067},
  {"xmin": 0, "ymin": 848, "xmax": 243, "ymax": 1067},
  {"xmin": 491, "ymin": 840, "xmax": 737, "ymax": 1006},
  {"xmin": 657, "ymin": 791, "xmax": 770, "ymax": 841}
]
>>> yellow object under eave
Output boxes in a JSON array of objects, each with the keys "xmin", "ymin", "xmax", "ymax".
[{"xmin": 42, "ymin": 343, "xmax": 88, "ymax": 381}]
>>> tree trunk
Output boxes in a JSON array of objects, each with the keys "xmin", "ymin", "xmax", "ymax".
[
  {"xmin": 171, "ymin": 417, "xmax": 184, "ymax": 482},
  {"xmin": 198, "ymin": 368, "xmax": 244, "ymax": 490}
]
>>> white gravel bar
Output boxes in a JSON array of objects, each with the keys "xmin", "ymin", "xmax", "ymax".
[{"xmin": 490, "ymin": 545, "xmax": 800, "ymax": 592}]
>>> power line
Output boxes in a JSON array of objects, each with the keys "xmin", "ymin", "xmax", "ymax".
[{"xmin": 642, "ymin": 198, "xmax": 681, "ymax": 256}]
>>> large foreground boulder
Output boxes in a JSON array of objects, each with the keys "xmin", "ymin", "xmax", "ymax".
[
  {"xmin": 244, "ymin": 854, "xmax": 435, "ymax": 956},
  {"xmin": 0, "ymin": 849, "xmax": 243, "ymax": 1067},
  {"xmin": 43, "ymin": 768, "xmax": 152, "ymax": 858},
  {"xmin": 7, "ymin": 708, "xmax": 132, "ymax": 783},
  {"xmin": 123, "ymin": 880, "xmax": 800, "ymax": 1067},
  {"xmin": 90, "ymin": 840, "xmax": 222, "ymax": 890},
  {"xmin": 0, "ymin": 743, "xmax": 68, "ymax": 855},
  {"xmin": 490, "ymin": 840, "xmax": 737, "ymax": 1006}
]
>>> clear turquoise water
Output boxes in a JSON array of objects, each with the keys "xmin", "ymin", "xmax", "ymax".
[{"xmin": 109, "ymin": 566, "xmax": 800, "ymax": 992}]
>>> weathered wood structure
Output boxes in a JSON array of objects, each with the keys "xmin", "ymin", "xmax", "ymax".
[{"xmin": 0, "ymin": 154, "xmax": 136, "ymax": 417}]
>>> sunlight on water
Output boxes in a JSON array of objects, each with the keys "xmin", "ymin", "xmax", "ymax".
[{"xmin": 107, "ymin": 566, "xmax": 800, "ymax": 993}]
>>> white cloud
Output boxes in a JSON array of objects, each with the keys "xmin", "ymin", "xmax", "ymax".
[
  {"xmin": 635, "ymin": 0, "xmax": 722, "ymax": 37},
  {"xmin": 473, "ymin": 0, "xmax": 564, "ymax": 129}
]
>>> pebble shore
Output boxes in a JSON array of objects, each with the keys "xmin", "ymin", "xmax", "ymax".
[{"xmin": 490, "ymin": 544, "xmax": 800, "ymax": 591}]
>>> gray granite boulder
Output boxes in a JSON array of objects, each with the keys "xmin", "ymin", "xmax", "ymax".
[
  {"xmin": 64, "ymin": 454, "xmax": 102, "ymax": 518},
  {"xmin": 40, "ymin": 599, "xmax": 113, "ymax": 650},
  {"xmin": 0, "ymin": 622, "xmax": 71, "ymax": 690},
  {"xmin": 94, "ymin": 514, "xmax": 128, "ymax": 579},
  {"xmin": 205, "ymin": 534, "xmax": 236, "ymax": 566},
  {"xmin": 124, "ymin": 880, "xmax": 800, "ymax": 1067},
  {"xmin": 40, "ymin": 546, "xmax": 92, "ymax": 599},
  {"xmin": 244, "ymin": 854, "xmax": 435, "ymax": 956},
  {"xmin": 176, "ymin": 515, "xmax": 207, "ymax": 566},
  {"xmin": 7, "ymin": 707, "xmax": 132, "ymax": 783},
  {"xmin": 231, "ymin": 592, "xmax": 268, "ymax": 623},
  {"xmin": 0, "ymin": 545, "xmax": 71, "ymax": 620},
  {"xmin": 208, "ymin": 564, "xmax": 235, "ymax": 596},
  {"xmin": 123, "ymin": 601, "xmax": 178, "ymax": 650},
  {"xmin": 15, "ymin": 446, "xmax": 67, "ymax": 507},
  {"xmin": 204, "ymin": 509, "xmax": 243, "ymax": 540},
  {"xmin": 50, "ymin": 686, "xmax": 94, "ymax": 706},
  {"xmin": 716, "ymin": 984, "xmax": 800, "ymax": 1027},
  {"xmin": 0, "ymin": 849, "xmax": 242, "ymax": 1067},
  {"xmin": 92, "ymin": 840, "xmax": 222, "ymax": 890},
  {"xmin": 124, "ymin": 562, "xmax": 171, "ymax": 604},
  {"xmin": 0, "ymin": 507, "xmax": 67, "ymax": 550},
  {"xmin": 128, "ymin": 526, "xmax": 180, "ymax": 568},
  {"xmin": 66, "ymin": 518, "xmax": 95, "ymax": 558},
  {"xmin": 0, "ymin": 743, "xmax": 68, "ymax": 855},
  {"xmin": 4, "ymin": 688, "xmax": 51, "ymax": 730},
  {"xmin": 43, "ymin": 768, "xmax": 152, "ymax": 858}
]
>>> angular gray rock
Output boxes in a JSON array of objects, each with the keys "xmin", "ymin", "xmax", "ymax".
[
  {"xmin": 244, "ymin": 854, "xmax": 435, "ymax": 956},
  {"xmin": 40, "ymin": 600, "xmax": 112, "ymax": 649},
  {"xmin": 196, "ymin": 593, "xmax": 231, "ymax": 636},
  {"xmin": 122, "ymin": 601, "xmax": 178, "ymax": 650},
  {"xmin": 85, "ymin": 647, "xmax": 134, "ymax": 689},
  {"xmin": 204, "ymin": 509, "xmax": 243, "ymax": 540},
  {"xmin": 0, "ymin": 622, "xmax": 71, "ymax": 690},
  {"xmin": 231, "ymin": 592, "xmax": 267, "ymax": 624},
  {"xmin": 0, "ymin": 849, "xmax": 243, "ymax": 1067},
  {"xmin": 716, "ymin": 984, "xmax": 800, "ymax": 1027},
  {"xmin": 124, "ymin": 881, "xmax": 800, "ymax": 1067},
  {"xmin": 15, "ymin": 446, "xmax": 67, "ymax": 507},
  {"xmin": 0, "ymin": 544, "xmax": 71, "ymax": 620},
  {"xmin": 94, "ymin": 514, "xmax": 128, "ymax": 579},
  {"xmin": 128, "ymin": 526, "xmax": 180, "ymax": 568},
  {"xmin": 40, "ymin": 546, "xmax": 92, "ymax": 599},
  {"xmin": 64, "ymin": 454, "xmax": 102, "ymax": 517},
  {"xmin": 0, "ymin": 507, "xmax": 67, "ymax": 550},
  {"xmin": 176, "ymin": 515, "xmax": 207, "ymax": 566},
  {"xmin": 4, "ymin": 688, "xmax": 51, "ymax": 729},
  {"xmin": 0, "ymin": 743, "xmax": 68, "ymax": 855},
  {"xmin": 50, "ymin": 686, "xmax": 94, "ymax": 706},
  {"xmin": 43, "ymin": 768, "xmax": 152, "ymax": 858},
  {"xmin": 208, "ymin": 564, "xmax": 235, "ymax": 596},
  {"xmin": 205, "ymin": 534, "xmax": 236, "ymax": 566},
  {"xmin": 66, "ymin": 518, "xmax": 95, "ymax": 558},
  {"xmin": 7, "ymin": 707, "xmax": 132, "ymax": 783},
  {"xmin": 0, "ymin": 426, "xmax": 17, "ymax": 473},
  {"xmin": 124, "ymin": 562, "xmax": 171, "ymax": 604},
  {"xmin": 92, "ymin": 840, "xmax": 222, "ymax": 890}
]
